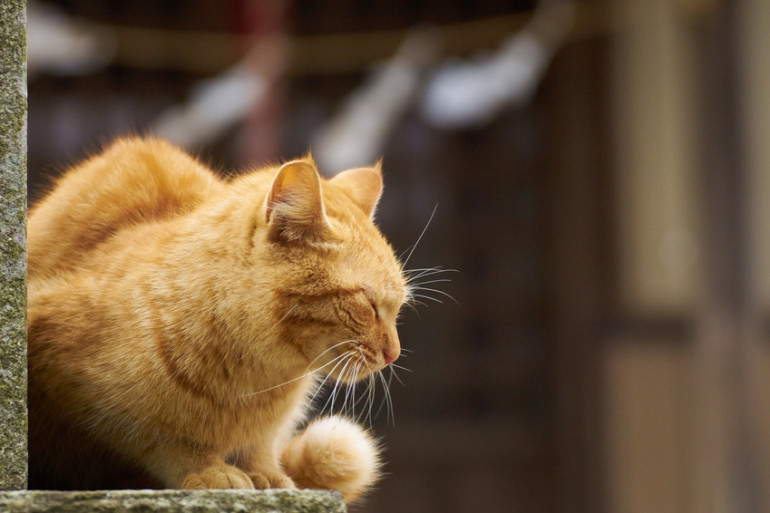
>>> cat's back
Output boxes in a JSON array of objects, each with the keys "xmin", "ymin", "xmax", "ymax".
[{"xmin": 29, "ymin": 137, "xmax": 226, "ymax": 279}]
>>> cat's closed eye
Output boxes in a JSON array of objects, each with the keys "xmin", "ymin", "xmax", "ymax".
[
  {"xmin": 365, "ymin": 297, "xmax": 379, "ymax": 320},
  {"xmin": 361, "ymin": 289, "xmax": 380, "ymax": 321}
]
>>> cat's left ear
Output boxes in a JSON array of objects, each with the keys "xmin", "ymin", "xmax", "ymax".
[
  {"xmin": 330, "ymin": 160, "xmax": 384, "ymax": 218},
  {"xmin": 265, "ymin": 160, "xmax": 333, "ymax": 243}
]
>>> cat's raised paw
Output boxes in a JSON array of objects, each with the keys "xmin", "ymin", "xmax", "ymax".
[
  {"xmin": 182, "ymin": 465, "xmax": 254, "ymax": 489},
  {"xmin": 248, "ymin": 470, "xmax": 295, "ymax": 489}
]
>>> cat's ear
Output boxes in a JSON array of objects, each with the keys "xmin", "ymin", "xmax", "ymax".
[
  {"xmin": 265, "ymin": 160, "xmax": 332, "ymax": 243},
  {"xmin": 330, "ymin": 160, "xmax": 384, "ymax": 218}
]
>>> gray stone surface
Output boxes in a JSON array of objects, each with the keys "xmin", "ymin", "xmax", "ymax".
[
  {"xmin": 0, "ymin": 489, "xmax": 347, "ymax": 513},
  {"xmin": 0, "ymin": 0, "xmax": 28, "ymax": 491}
]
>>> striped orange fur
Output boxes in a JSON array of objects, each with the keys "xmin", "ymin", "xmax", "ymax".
[{"xmin": 28, "ymin": 137, "xmax": 406, "ymax": 504}]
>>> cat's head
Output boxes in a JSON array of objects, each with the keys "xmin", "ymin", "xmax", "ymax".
[{"xmin": 259, "ymin": 156, "xmax": 407, "ymax": 383}]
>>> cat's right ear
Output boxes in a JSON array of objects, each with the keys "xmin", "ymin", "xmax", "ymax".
[
  {"xmin": 330, "ymin": 161, "xmax": 383, "ymax": 218},
  {"xmin": 265, "ymin": 161, "xmax": 333, "ymax": 243}
]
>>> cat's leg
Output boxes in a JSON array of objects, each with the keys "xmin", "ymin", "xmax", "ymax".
[
  {"xmin": 232, "ymin": 446, "xmax": 296, "ymax": 489},
  {"xmin": 142, "ymin": 443, "xmax": 254, "ymax": 489},
  {"xmin": 230, "ymin": 404, "xmax": 307, "ymax": 490}
]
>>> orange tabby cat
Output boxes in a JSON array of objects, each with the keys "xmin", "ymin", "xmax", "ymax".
[{"xmin": 27, "ymin": 137, "xmax": 407, "ymax": 503}]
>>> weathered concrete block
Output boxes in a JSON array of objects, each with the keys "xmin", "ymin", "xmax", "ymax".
[
  {"xmin": 0, "ymin": 0, "xmax": 28, "ymax": 492},
  {"xmin": 0, "ymin": 489, "xmax": 347, "ymax": 513}
]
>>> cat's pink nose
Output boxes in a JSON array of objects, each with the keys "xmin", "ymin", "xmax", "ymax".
[{"xmin": 383, "ymin": 347, "xmax": 400, "ymax": 365}]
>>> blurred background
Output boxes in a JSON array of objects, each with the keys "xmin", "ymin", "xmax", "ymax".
[{"xmin": 26, "ymin": 0, "xmax": 770, "ymax": 512}]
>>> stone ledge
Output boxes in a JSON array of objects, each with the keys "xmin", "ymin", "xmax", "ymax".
[{"xmin": 0, "ymin": 489, "xmax": 347, "ymax": 513}]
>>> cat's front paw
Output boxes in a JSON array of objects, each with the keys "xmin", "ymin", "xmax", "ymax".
[
  {"xmin": 182, "ymin": 464, "xmax": 254, "ymax": 489},
  {"xmin": 248, "ymin": 470, "xmax": 295, "ymax": 489}
]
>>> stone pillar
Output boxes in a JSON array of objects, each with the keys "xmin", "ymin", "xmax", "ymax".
[{"xmin": 0, "ymin": 0, "xmax": 27, "ymax": 491}]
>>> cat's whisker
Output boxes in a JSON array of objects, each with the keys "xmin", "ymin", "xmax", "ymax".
[
  {"xmin": 410, "ymin": 285, "xmax": 458, "ymax": 301},
  {"xmin": 320, "ymin": 378, "xmax": 340, "ymax": 417},
  {"xmin": 387, "ymin": 367, "xmax": 396, "ymax": 427},
  {"xmin": 305, "ymin": 339, "xmax": 359, "ymax": 372},
  {"xmin": 312, "ymin": 351, "xmax": 352, "ymax": 399},
  {"xmin": 389, "ymin": 365, "xmax": 406, "ymax": 388},
  {"xmin": 404, "ymin": 289, "xmax": 425, "ymax": 305},
  {"xmin": 405, "ymin": 266, "xmax": 457, "ymax": 273},
  {"xmin": 389, "ymin": 363, "xmax": 412, "ymax": 373},
  {"xmin": 309, "ymin": 351, "xmax": 356, "ymax": 407},
  {"xmin": 404, "ymin": 267, "xmax": 458, "ymax": 283},
  {"xmin": 372, "ymin": 375, "xmax": 385, "ymax": 420},
  {"xmin": 405, "ymin": 269, "xmax": 458, "ymax": 283},
  {"xmin": 405, "ymin": 271, "xmax": 457, "ymax": 310},
  {"xmin": 400, "ymin": 204, "xmax": 437, "ymax": 270},
  {"xmin": 322, "ymin": 353, "xmax": 355, "ymax": 416},
  {"xmin": 306, "ymin": 340, "xmax": 364, "ymax": 408},
  {"xmin": 344, "ymin": 372, "xmax": 354, "ymax": 415},
  {"xmin": 275, "ymin": 305, "xmax": 297, "ymax": 326},
  {"xmin": 352, "ymin": 375, "xmax": 369, "ymax": 412},
  {"xmin": 349, "ymin": 358, "xmax": 366, "ymax": 416},
  {"xmin": 409, "ymin": 287, "xmax": 460, "ymax": 306},
  {"xmin": 382, "ymin": 371, "xmax": 396, "ymax": 426},
  {"xmin": 373, "ymin": 371, "xmax": 395, "ymax": 427},
  {"xmin": 407, "ymin": 267, "xmax": 457, "ymax": 273},
  {"xmin": 305, "ymin": 341, "xmax": 366, "ymax": 413},
  {"xmin": 239, "ymin": 350, "xmax": 351, "ymax": 398},
  {"xmin": 356, "ymin": 386, "xmax": 369, "ymax": 425},
  {"xmin": 335, "ymin": 362, "xmax": 354, "ymax": 413},
  {"xmin": 405, "ymin": 266, "xmax": 443, "ymax": 273},
  {"xmin": 341, "ymin": 358, "xmax": 359, "ymax": 414},
  {"xmin": 403, "ymin": 299, "xmax": 423, "ymax": 314},
  {"xmin": 365, "ymin": 375, "xmax": 376, "ymax": 428},
  {"xmin": 410, "ymin": 292, "xmax": 444, "ymax": 304},
  {"xmin": 301, "ymin": 339, "xmax": 407, "ymax": 425},
  {"xmin": 361, "ymin": 350, "xmax": 378, "ymax": 424},
  {"xmin": 344, "ymin": 348, "xmax": 369, "ymax": 423},
  {"xmin": 407, "ymin": 278, "xmax": 453, "ymax": 287}
]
